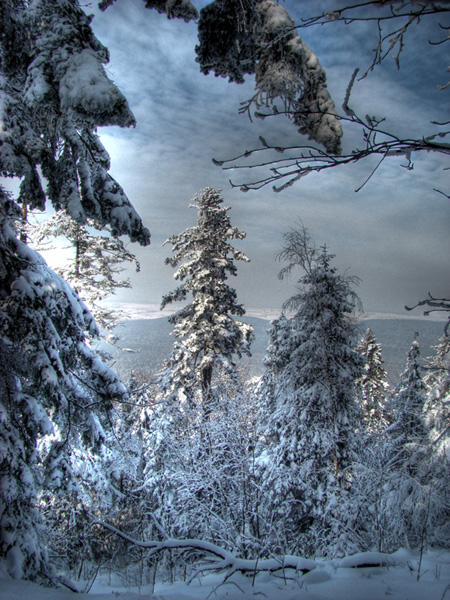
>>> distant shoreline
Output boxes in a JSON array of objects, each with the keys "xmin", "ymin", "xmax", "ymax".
[
  {"xmin": 101, "ymin": 314, "xmax": 445, "ymax": 386},
  {"xmin": 106, "ymin": 302, "xmax": 449, "ymax": 324}
]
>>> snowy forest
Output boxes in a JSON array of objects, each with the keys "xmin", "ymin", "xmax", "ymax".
[{"xmin": 1, "ymin": 1, "xmax": 450, "ymax": 599}]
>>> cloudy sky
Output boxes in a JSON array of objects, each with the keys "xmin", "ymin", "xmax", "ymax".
[{"xmin": 66, "ymin": 1, "xmax": 450, "ymax": 318}]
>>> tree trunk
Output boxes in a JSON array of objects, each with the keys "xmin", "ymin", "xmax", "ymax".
[
  {"xmin": 20, "ymin": 201, "xmax": 27, "ymax": 243},
  {"xmin": 201, "ymin": 364, "xmax": 213, "ymax": 419}
]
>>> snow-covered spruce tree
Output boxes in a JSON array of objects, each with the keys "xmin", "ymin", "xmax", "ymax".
[
  {"xmin": 345, "ymin": 329, "xmax": 391, "ymax": 553},
  {"xmin": 351, "ymin": 334, "xmax": 427, "ymax": 554},
  {"xmin": 0, "ymin": 188, "xmax": 132, "ymax": 580},
  {"xmin": 382, "ymin": 339, "xmax": 428, "ymax": 546},
  {"xmin": 0, "ymin": 0, "xmax": 150, "ymax": 581},
  {"xmin": 0, "ymin": 337, "xmax": 53, "ymax": 580},
  {"xmin": 351, "ymin": 337, "xmax": 448, "ymax": 554},
  {"xmin": 424, "ymin": 334, "xmax": 450, "ymax": 446},
  {"xmin": 256, "ymin": 225, "xmax": 363, "ymax": 558},
  {"xmin": 0, "ymin": 0, "xmax": 149, "ymax": 244},
  {"xmin": 160, "ymin": 187, "xmax": 253, "ymax": 406},
  {"xmin": 253, "ymin": 314, "xmax": 298, "ymax": 440},
  {"xmin": 355, "ymin": 328, "xmax": 390, "ymax": 432},
  {"xmin": 389, "ymin": 338, "xmax": 428, "ymax": 447},
  {"xmin": 141, "ymin": 189, "xmax": 254, "ymax": 568},
  {"xmin": 28, "ymin": 209, "xmax": 140, "ymax": 341},
  {"xmin": 372, "ymin": 338, "xmax": 449, "ymax": 551},
  {"xmin": 422, "ymin": 334, "xmax": 450, "ymax": 547}
]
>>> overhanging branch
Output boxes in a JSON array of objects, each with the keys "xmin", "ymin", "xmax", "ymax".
[
  {"xmin": 214, "ymin": 103, "xmax": 450, "ymax": 192},
  {"xmin": 405, "ymin": 293, "xmax": 450, "ymax": 335}
]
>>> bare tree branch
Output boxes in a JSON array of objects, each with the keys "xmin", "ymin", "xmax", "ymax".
[
  {"xmin": 215, "ymin": 106, "xmax": 450, "ymax": 192},
  {"xmin": 405, "ymin": 293, "xmax": 450, "ymax": 335},
  {"xmin": 212, "ymin": 3, "xmax": 449, "ymax": 193},
  {"xmin": 297, "ymin": 1, "xmax": 450, "ymax": 76}
]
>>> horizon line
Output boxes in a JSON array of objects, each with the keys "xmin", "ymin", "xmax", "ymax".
[{"xmin": 103, "ymin": 301, "xmax": 448, "ymax": 323}]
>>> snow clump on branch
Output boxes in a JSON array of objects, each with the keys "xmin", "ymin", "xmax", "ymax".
[{"xmin": 196, "ymin": 0, "xmax": 342, "ymax": 154}]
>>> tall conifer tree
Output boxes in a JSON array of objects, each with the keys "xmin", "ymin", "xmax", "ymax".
[
  {"xmin": 0, "ymin": 0, "xmax": 149, "ymax": 579},
  {"xmin": 160, "ymin": 187, "xmax": 253, "ymax": 406},
  {"xmin": 142, "ymin": 188, "xmax": 254, "ymax": 551},
  {"xmin": 258, "ymin": 225, "xmax": 363, "ymax": 557},
  {"xmin": 356, "ymin": 328, "xmax": 389, "ymax": 432}
]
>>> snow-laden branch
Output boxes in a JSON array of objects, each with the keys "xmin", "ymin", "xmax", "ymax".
[
  {"xmin": 94, "ymin": 520, "xmax": 406, "ymax": 588},
  {"xmin": 94, "ymin": 520, "xmax": 317, "ymax": 582}
]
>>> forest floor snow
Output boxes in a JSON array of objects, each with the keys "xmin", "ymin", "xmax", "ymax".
[{"xmin": 1, "ymin": 548, "xmax": 450, "ymax": 600}]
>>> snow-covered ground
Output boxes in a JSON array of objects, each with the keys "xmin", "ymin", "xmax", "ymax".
[{"xmin": 1, "ymin": 549, "xmax": 450, "ymax": 600}]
